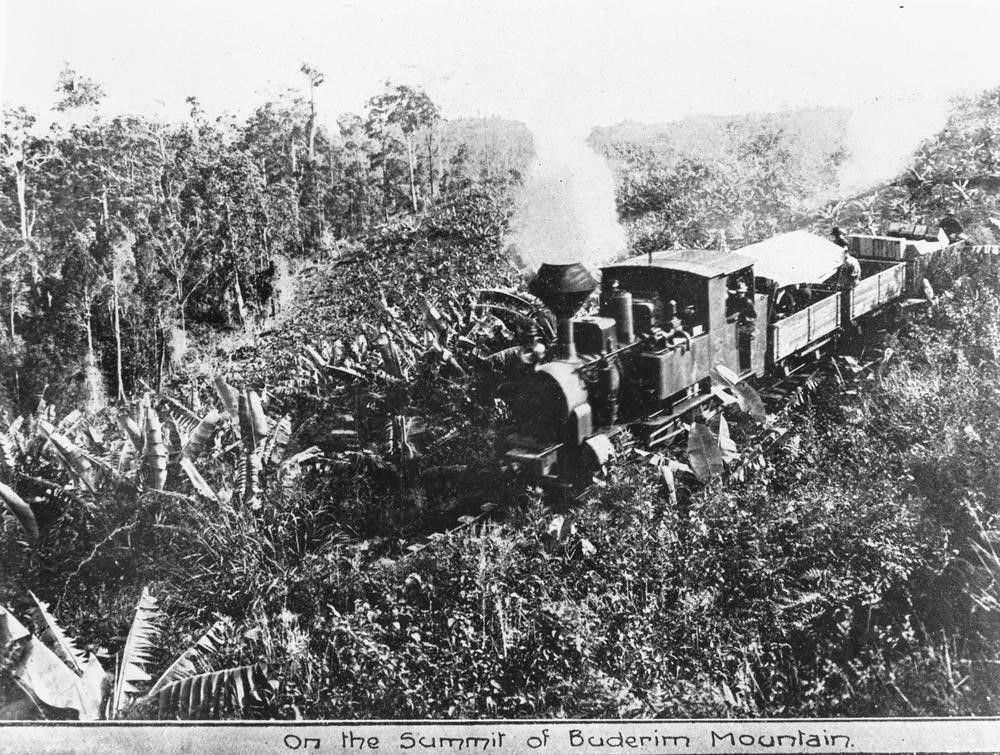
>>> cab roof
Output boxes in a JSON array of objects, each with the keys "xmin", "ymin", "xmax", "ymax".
[{"xmin": 605, "ymin": 248, "xmax": 755, "ymax": 279}]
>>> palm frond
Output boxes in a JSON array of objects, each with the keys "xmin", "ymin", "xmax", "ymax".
[
  {"xmin": 160, "ymin": 394, "xmax": 200, "ymax": 423},
  {"xmin": 179, "ymin": 458, "xmax": 218, "ymax": 501},
  {"xmin": 55, "ymin": 409, "xmax": 83, "ymax": 434},
  {"xmin": 37, "ymin": 419, "xmax": 97, "ymax": 492},
  {"xmin": 116, "ymin": 412, "xmax": 143, "ymax": 453},
  {"xmin": 0, "ymin": 606, "xmax": 105, "ymax": 720},
  {"xmin": 28, "ymin": 591, "xmax": 86, "ymax": 675},
  {"xmin": 213, "ymin": 376, "xmax": 240, "ymax": 428},
  {"xmin": 263, "ymin": 415, "xmax": 291, "ymax": 466},
  {"xmin": 110, "ymin": 587, "xmax": 160, "ymax": 718},
  {"xmin": 142, "ymin": 409, "xmax": 168, "ymax": 490},
  {"xmin": 237, "ymin": 391, "xmax": 268, "ymax": 454},
  {"xmin": 484, "ymin": 345, "xmax": 524, "ymax": 372},
  {"xmin": 146, "ymin": 618, "xmax": 231, "ymax": 698},
  {"xmin": 182, "ymin": 410, "xmax": 222, "ymax": 461},
  {"xmin": 146, "ymin": 663, "xmax": 270, "ymax": 720},
  {"xmin": 238, "ymin": 452, "xmax": 263, "ymax": 507}
]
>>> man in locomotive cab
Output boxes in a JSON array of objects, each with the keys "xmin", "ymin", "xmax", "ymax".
[
  {"xmin": 730, "ymin": 279, "xmax": 757, "ymax": 372},
  {"xmin": 730, "ymin": 281, "xmax": 755, "ymax": 323},
  {"xmin": 726, "ymin": 275, "xmax": 754, "ymax": 316},
  {"xmin": 664, "ymin": 299, "xmax": 692, "ymax": 348}
]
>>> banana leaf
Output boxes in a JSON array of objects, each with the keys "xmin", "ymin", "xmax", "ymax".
[{"xmin": 687, "ymin": 422, "xmax": 723, "ymax": 482}]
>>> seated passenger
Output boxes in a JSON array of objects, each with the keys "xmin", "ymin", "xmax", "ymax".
[{"xmin": 774, "ymin": 287, "xmax": 798, "ymax": 318}]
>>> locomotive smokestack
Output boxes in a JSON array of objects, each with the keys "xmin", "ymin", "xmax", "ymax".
[{"xmin": 528, "ymin": 262, "xmax": 598, "ymax": 360}]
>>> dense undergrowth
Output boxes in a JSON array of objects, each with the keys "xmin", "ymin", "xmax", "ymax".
[
  {"xmin": 3, "ymin": 258, "xmax": 998, "ymax": 718},
  {"xmin": 249, "ymin": 273, "xmax": 1000, "ymax": 718}
]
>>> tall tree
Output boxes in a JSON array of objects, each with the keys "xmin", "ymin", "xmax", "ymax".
[
  {"xmin": 300, "ymin": 64, "xmax": 325, "ymax": 163},
  {"xmin": 366, "ymin": 83, "xmax": 440, "ymax": 213}
]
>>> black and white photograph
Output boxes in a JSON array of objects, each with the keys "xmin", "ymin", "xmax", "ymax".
[{"xmin": 0, "ymin": 0, "xmax": 999, "ymax": 747}]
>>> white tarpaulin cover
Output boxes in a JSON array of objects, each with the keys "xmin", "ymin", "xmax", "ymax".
[{"xmin": 736, "ymin": 230, "xmax": 844, "ymax": 288}]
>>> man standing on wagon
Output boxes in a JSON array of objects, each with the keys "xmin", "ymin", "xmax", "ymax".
[{"xmin": 838, "ymin": 246, "xmax": 861, "ymax": 290}]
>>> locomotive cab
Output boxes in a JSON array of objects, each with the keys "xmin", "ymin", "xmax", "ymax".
[{"xmin": 600, "ymin": 250, "xmax": 767, "ymax": 411}]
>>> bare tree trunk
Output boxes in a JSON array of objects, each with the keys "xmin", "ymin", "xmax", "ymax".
[
  {"xmin": 405, "ymin": 135, "xmax": 418, "ymax": 212},
  {"xmin": 157, "ymin": 310, "xmax": 165, "ymax": 391},
  {"xmin": 356, "ymin": 148, "xmax": 370, "ymax": 229},
  {"xmin": 85, "ymin": 307, "xmax": 93, "ymax": 354},
  {"xmin": 382, "ymin": 157, "xmax": 392, "ymax": 220},
  {"xmin": 307, "ymin": 103, "xmax": 318, "ymax": 163},
  {"xmin": 113, "ymin": 284, "xmax": 124, "ymax": 401},
  {"xmin": 10, "ymin": 169, "xmax": 29, "ymax": 340},
  {"xmin": 15, "ymin": 171, "xmax": 29, "ymax": 242},
  {"xmin": 425, "ymin": 130, "xmax": 435, "ymax": 202},
  {"xmin": 175, "ymin": 276, "xmax": 185, "ymax": 330},
  {"xmin": 232, "ymin": 274, "xmax": 248, "ymax": 327}
]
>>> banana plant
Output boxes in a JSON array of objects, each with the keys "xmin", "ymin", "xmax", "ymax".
[{"xmin": 0, "ymin": 587, "xmax": 272, "ymax": 720}]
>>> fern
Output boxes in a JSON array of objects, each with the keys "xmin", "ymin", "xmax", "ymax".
[{"xmin": 263, "ymin": 415, "xmax": 292, "ymax": 466}]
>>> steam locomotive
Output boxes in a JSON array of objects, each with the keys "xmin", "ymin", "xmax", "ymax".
[{"xmin": 501, "ymin": 222, "xmax": 965, "ymax": 485}]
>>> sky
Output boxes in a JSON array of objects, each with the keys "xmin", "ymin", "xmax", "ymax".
[{"xmin": 3, "ymin": 0, "xmax": 1000, "ymax": 131}]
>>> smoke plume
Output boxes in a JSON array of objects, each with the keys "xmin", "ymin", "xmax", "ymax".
[
  {"xmin": 506, "ymin": 124, "xmax": 627, "ymax": 277},
  {"xmin": 837, "ymin": 93, "xmax": 955, "ymax": 197}
]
